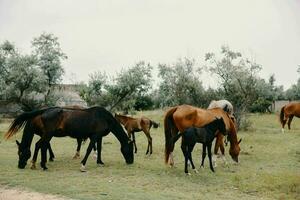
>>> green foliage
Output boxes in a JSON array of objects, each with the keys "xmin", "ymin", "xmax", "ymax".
[
  {"xmin": 31, "ymin": 33, "xmax": 67, "ymax": 105},
  {"xmin": 157, "ymin": 58, "xmax": 205, "ymax": 107},
  {"xmin": 0, "ymin": 33, "xmax": 67, "ymax": 110},
  {"xmin": 80, "ymin": 61, "xmax": 153, "ymax": 111},
  {"xmin": 285, "ymin": 79, "xmax": 300, "ymax": 100},
  {"xmin": 133, "ymin": 95, "xmax": 154, "ymax": 110}
]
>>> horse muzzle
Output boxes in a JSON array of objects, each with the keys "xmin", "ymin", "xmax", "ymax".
[{"xmin": 18, "ymin": 163, "xmax": 26, "ymax": 169}]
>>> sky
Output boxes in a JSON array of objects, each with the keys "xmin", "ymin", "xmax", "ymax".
[{"xmin": 0, "ymin": 0, "xmax": 299, "ymax": 90}]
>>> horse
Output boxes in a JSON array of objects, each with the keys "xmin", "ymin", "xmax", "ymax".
[
  {"xmin": 172, "ymin": 117, "xmax": 227, "ymax": 174},
  {"xmin": 5, "ymin": 106, "xmax": 134, "ymax": 171},
  {"xmin": 164, "ymin": 104, "xmax": 241, "ymax": 167},
  {"xmin": 13, "ymin": 105, "xmax": 96, "ymax": 169},
  {"xmin": 208, "ymin": 99, "xmax": 234, "ymax": 117},
  {"xmin": 279, "ymin": 102, "xmax": 300, "ymax": 133},
  {"xmin": 207, "ymin": 99, "xmax": 235, "ymax": 149},
  {"xmin": 114, "ymin": 113, "xmax": 159, "ymax": 154}
]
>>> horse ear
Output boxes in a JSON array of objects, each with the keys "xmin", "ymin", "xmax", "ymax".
[
  {"xmin": 16, "ymin": 140, "xmax": 20, "ymax": 146},
  {"xmin": 238, "ymin": 138, "xmax": 242, "ymax": 144}
]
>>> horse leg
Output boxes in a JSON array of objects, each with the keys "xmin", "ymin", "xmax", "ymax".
[
  {"xmin": 48, "ymin": 142, "xmax": 55, "ymax": 162},
  {"xmin": 213, "ymin": 134, "xmax": 223, "ymax": 167},
  {"xmin": 188, "ymin": 145, "xmax": 198, "ymax": 173},
  {"xmin": 40, "ymin": 132, "xmax": 55, "ymax": 170},
  {"xmin": 208, "ymin": 143, "xmax": 215, "ymax": 172},
  {"xmin": 96, "ymin": 137, "xmax": 104, "ymax": 166},
  {"xmin": 73, "ymin": 138, "xmax": 82, "ymax": 159},
  {"xmin": 181, "ymin": 143, "xmax": 189, "ymax": 174},
  {"xmin": 31, "ymin": 139, "xmax": 42, "ymax": 169},
  {"xmin": 132, "ymin": 132, "xmax": 137, "ymax": 153},
  {"xmin": 144, "ymin": 131, "xmax": 152, "ymax": 155},
  {"xmin": 80, "ymin": 135, "xmax": 98, "ymax": 172},
  {"xmin": 287, "ymin": 115, "xmax": 294, "ymax": 130},
  {"xmin": 201, "ymin": 144, "xmax": 206, "ymax": 168},
  {"xmin": 281, "ymin": 115, "xmax": 288, "ymax": 133}
]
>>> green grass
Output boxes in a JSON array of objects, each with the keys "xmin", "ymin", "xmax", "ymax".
[{"xmin": 0, "ymin": 111, "xmax": 299, "ymax": 200}]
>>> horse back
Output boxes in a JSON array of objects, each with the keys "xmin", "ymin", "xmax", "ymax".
[{"xmin": 285, "ymin": 102, "xmax": 300, "ymax": 117}]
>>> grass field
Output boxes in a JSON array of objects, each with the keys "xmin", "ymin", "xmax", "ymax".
[{"xmin": 0, "ymin": 110, "xmax": 299, "ymax": 200}]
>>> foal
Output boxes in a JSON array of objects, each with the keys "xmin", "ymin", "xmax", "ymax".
[{"xmin": 173, "ymin": 117, "xmax": 226, "ymax": 174}]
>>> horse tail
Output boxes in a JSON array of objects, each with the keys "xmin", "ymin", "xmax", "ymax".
[
  {"xmin": 164, "ymin": 106, "xmax": 178, "ymax": 164},
  {"xmin": 279, "ymin": 106, "xmax": 285, "ymax": 125},
  {"xmin": 4, "ymin": 108, "xmax": 50, "ymax": 140},
  {"xmin": 150, "ymin": 120, "xmax": 159, "ymax": 128}
]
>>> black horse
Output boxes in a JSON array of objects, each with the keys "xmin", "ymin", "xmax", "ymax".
[
  {"xmin": 5, "ymin": 106, "xmax": 134, "ymax": 171},
  {"xmin": 173, "ymin": 117, "xmax": 226, "ymax": 174}
]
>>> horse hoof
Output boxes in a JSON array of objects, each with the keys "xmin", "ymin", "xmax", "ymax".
[
  {"xmin": 49, "ymin": 158, "xmax": 54, "ymax": 162},
  {"xmin": 194, "ymin": 169, "xmax": 199, "ymax": 174},
  {"xmin": 42, "ymin": 167, "xmax": 48, "ymax": 170},
  {"xmin": 80, "ymin": 165, "xmax": 87, "ymax": 172},
  {"xmin": 97, "ymin": 162, "xmax": 105, "ymax": 167},
  {"xmin": 92, "ymin": 155, "xmax": 97, "ymax": 160},
  {"xmin": 30, "ymin": 165, "xmax": 36, "ymax": 170},
  {"xmin": 186, "ymin": 172, "xmax": 191, "ymax": 176}
]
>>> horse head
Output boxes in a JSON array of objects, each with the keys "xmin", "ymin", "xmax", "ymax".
[
  {"xmin": 16, "ymin": 140, "xmax": 31, "ymax": 169},
  {"xmin": 229, "ymin": 137, "xmax": 242, "ymax": 163},
  {"xmin": 121, "ymin": 140, "xmax": 134, "ymax": 164}
]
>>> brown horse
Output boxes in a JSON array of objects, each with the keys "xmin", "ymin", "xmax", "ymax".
[
  {"xmin": 16, "ymin": 105, "xmax": 92, "ymax": 169},
  {"xmin": 5, "ymin": 106, "xmax": 134, "ymax": 171},
  {"xmin": 115, "ymin": 113, "xmax": 159, "ymax": 155},
  {"xmin": 164, "ymin": 104, "xmax": 241, "ymax": 166},
  {"xmin": 280, "ymin": 102, "xmax": 300, "ymax": 133}
]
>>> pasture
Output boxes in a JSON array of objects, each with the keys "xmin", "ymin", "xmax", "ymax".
[{"xmin": 0, "ymin": 110, "xmax": 299, "ymax": 200}]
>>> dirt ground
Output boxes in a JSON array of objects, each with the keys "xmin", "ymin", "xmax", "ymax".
[{"xmin": 0, "ymin": 186, "xmax": 72, "ymax": 200}]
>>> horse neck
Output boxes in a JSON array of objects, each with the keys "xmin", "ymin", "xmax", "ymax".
[
  {"xmin": 20, "ymin": 123, "xmax": 34, "ymax": 149},
  {"xmin": 227, "ymin": 120, "xmax": 238, "ymax": 145},
  {"xmin": 104, "ymin": 114, "xmax": 129, "ymax": 145},
  {"xmin": 204, "ymin": 120, "xmax": 220, "ymax": 134},
  {"xmin": 110, "ymin": 122, "xmax": 130, "ymax": 146}
]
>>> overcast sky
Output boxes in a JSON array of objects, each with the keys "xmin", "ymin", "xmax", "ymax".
[{"xmin": 0, "ymin": 0, "xmax": 299, "ymax": 89}]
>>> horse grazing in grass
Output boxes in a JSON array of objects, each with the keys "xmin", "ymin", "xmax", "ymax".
[
  {"xmin": 5, "ymin": 106, "xmax": 134, "ymax": 171},
  {"xmin": 208, "ymin": 99, "xmax": 234, "ymax": 117},
  {"xmin": 280, "ymin": 102, "xmax": 300, "ymax": 133},
  {"xmin": 115, "ymin": 113, "xmax": 159, "ymax": 154},
  {"xmin": 164, "ymin": 104, "xmax": 241, "ymax": 167},
  {"xmin": 173, "ymin": 117, "xmax": 227, "ymax": 174},
  {"xmin": 207, "ymin": 99, "xmax": 235, "ymax": 148},
  {"xmin": 13, "ymin": 106, "xmax": 96, "ymax": 169}
]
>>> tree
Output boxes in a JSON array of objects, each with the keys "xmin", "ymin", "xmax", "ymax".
[
  {"xmin": 78, "ymin": 72, "xmax": 109, "ymax": 106},
  {"xmin": 285, "ymin": 65, "xmax": 300, "ymax": 100},
  {"xmin": 31, "ymin": 33, "xmax": 67, "ymax": 105},
  {"xmin": 79, "ymin": 61, "xmax": 153, "ymax": 112},
  {"xmin": 157, "ymin": 58, "xmax": 205, "ymax": 107},
  {"xmin": 0, "ymin": 41, "xmax": 47, "ymax": 110},
  {"xmin": 204, "ymin": 45, "xmax": 263, "ymax": 110}
]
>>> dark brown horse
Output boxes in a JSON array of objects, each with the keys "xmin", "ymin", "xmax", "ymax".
[
  {"xmin": 115, "ymin": 113, "xmax": 159, "ymax": 154},
  {"xmin": 280, "ymin": 102, "xmax": 300, "ymax": 133},
  {"xmin": 172, "ymin": 117, "xmax": 227, "ymax": 174},
  {"xmin": 5, "ymin": 106, "xmax": 134, "ymax": 171},
  {"xmin": 14, "ymin": 105, "xmax": 94, "ymax": 169},
  {"xmin": 164, "ymin": 104, "xmax": 241, "ymax": 166}
]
